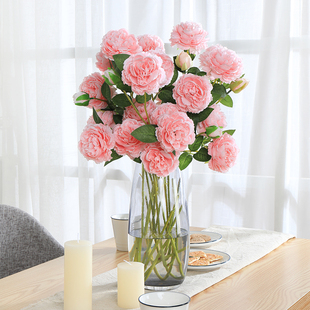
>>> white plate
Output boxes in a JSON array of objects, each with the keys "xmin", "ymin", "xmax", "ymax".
[
  {"xmin": 187, "ymin": 248, "xmax": 230, "ymax": 271},
  {"xmin": 189, "ymin": 231, "xmax": 222, "ymax": 248}
]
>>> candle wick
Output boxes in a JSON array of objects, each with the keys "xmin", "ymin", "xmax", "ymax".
[{"xmin": 124, "ymin": 260, "xmax": 132, "ymax": 265}]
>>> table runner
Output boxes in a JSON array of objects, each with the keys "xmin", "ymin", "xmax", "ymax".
[{"xmin": 22, "ymin": 225, "xmax": 294, "ymax": 310}]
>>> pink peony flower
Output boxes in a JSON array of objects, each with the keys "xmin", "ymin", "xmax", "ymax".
[
  {"xmin": 138, "ymin": 34, "xmax": 165, "ymax": 52},
  {"xmin": 208, "ymin": 133, "xmax": 239, "ymax": 173},
  {"xmin": 140, "ymin": 143, "xmax": 179, "ymax": 177},
  {"xmin": 113, "ymin": 119, "xmax": 146, "ymax": 159},
  {"xmin": 100, "ymin": 29, "xmax": 142, "ymax": 60},
  {"xmin": 197, "ymin": 104, "xmax": 227, "ymax": 136},
  {"xmin": 87, "ymin": 111, "xmax": 115, "ymax": 128},
  {"xmin": 156, "ymin": 112, "xmax": 195, "ymax": 152},
  {"xmin": 170, "ymin": 21, "xmax": 209, "ymax": 54},
  {"xmin": 122, "ymin": 52, "xmax": 165, "ymax": 95},
  {"xmin": 88, "ymin": 99, "xmax": 108, "ymax": 110},
  {"xmin": 123, "ymin": 100, "xmax": 157, "ymax": 123},
  {"xmin": 149, "ymin": 103, "xmax": 180, "ymax": 125},
  {"xmin": 200, "ymin": 44, "xmax": 243, "ymax": 83},
  {"xmin": 95, "ymin": 50, "xmax": 111, "ymax": 72},
  {"xmin": 150, "ymin": 50, "xmax": 174, "ymax": 87},
  {"xmin": 173, "ymin": 73, "xmax": 213, "ymax": 113},
  {"xmin": 78, "ymin": 124, "xmax": 115, "ymax": 164},
  {"xmin": 79, "ymin": 72, "xmax": 105, "ymax": 99}
]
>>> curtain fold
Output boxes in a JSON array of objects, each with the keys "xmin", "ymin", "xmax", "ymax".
[{"xmin": 1, "ymin": 0, "xmax": 309, "ymax": 245}]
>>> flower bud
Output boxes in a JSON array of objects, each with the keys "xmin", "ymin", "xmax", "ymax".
[
  {"xmin": 103, "ymin": 69, "xmax": 115, "ymax": 85},
  {"xmin": 230, "ymin": 78, "xmax": 249, "ymax": 93},
  {"xmin": 73, "ymin": 91, "xmax": 89, "ymax": 105},
  {"xmin": 175, "ymin": 51, "xmax": 192, "ymax": 71}
]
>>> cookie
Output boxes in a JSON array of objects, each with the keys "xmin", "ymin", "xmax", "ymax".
[{"xmin": 190, "ymin": 233, "xmax": 211, "ymax": 243}]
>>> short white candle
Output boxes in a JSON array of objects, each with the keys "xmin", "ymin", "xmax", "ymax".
[
  {"xmin": 64, "ymin": 240, "xmax": 92, "ymax": 310},
  {"xmin": 117, "ymin": 261, "xmax": 144, "ymax": 309}
]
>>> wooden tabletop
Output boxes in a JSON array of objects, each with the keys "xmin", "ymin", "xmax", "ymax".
[{"xmin": 0, "ymin": 230, "xmax": 310, "ymax": 310}]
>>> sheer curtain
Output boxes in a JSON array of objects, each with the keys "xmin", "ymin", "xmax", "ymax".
[{"xmin": 0, "ymin": 0, "xmax": 309, "ymax": 245}]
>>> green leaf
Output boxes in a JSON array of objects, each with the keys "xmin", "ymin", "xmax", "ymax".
[
  {"xmin": 103, "ymin": 75, "xmax": 113, "ymax": 86},
  {"xmin": 104, "ymin": 149, "xmax": 123, "ymax": 166},
  {"xmin": 113, "ymin": 54, "xmax": 130, "ymax": 71},
  {"xmin": 109, "ymin": 73, "xmax": 122, "ymax": 85},
  {"xmin": 92, "ymin": 108, "xmax": 103, "ymax": 124},
  {"xmin": 197, "ymin": 71, "xmax": 207, "ymax": 76},
  {"xmin": 187, "ymin": 67, "xmax": 200, "ymax": 75},
  {"xmin": 136, "ymin": 93, "xmax": 152, "ymax": 104},
  {"xmin": 101, "ymin": 82, "xmax": 111, "ymax": 102},
  {"xmin": 133, "ymin": 157, "xmax": 142, "ymax": 164},
  {"xmin": 112, "ymin": 94, "xmax": 131, "ymax": 108},
  {"xmin": 75, "ymin": 99, "xmax": 90, "ymax": 106},
  {"xmin": 158, "ymin": 89, "xmax": 176, "ymax": 103},
  {"xmin": 187, "ymin": 107, "xmax": 213, "ymax": 127},
  {"xmin": 223, "ymin": 129, "xmax": 236, "ymax": 136},
  {"xmin": 193, "ymin": 147, "xmax": 211, "ymax": 162},
  {"xmin": 220, "ymin": 94, "xmax": 233, "ymax": 107},
  {"xmin": 113, "ymin": 114, "xmax": 123, "ymax": 124},
  {"xmin": 76, "ymin": 93, "xmax": 89, "ymax": 101},
  {"xmin": 116, "ymin": 81, "xmax": 132, "ymax": 92},
  {"xmin": 131, "ymin": 124, "xmax": 158, "ymax": 143},
  {"xmin": 205, "ymin": 126, "xmax": 218, "ymax": 136},
  {"xmin": 168, "ymin": 68, "xmax": 179, "ymax": 85},
  {"xmin": 188, "ymin": 136, "xmax": 203, "ymax": 152},
  {"xmin": 179, "ymin": 152, "xmax": 193, "ymax": 170}
]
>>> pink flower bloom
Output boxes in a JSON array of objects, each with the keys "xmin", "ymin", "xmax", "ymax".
[
  {"xmin": 88, "ymin": 99, "xmax": 108, "ymax": 110},
  {"xmin": 95, "ymin": 50, "xmax": 111, "ymax": 72},
  {"xmin": 208, "ymin": 133, "xmax": 239, "ymax": 173},
  {"xmin": 113, "ymin": 119, "xmax": 146, "ymax": 159},
  {"xmin": 170, "ymin": 21, "xmax": 209, "ymax": 54},
  {"xmin": 140, "ymin": 143, "xmax": 179, "ymax": 177},
  {"xmin": 78, "ymin": 124, "xmax": 115, "ymax": 164},
  {"xmin": 149, "ymin": 103, "xmax": 180, "ymax": 125},
  {"xmin": 123, "ymin": 100, "xmax": 157, "ymax": 123},
  {"xmin": 122, "ymin": 52, "xmax": 165, "ymax": 95},
  {"xmin": 173, "ymin": 74, "xmax": 213, "ymax": 113},
  {"xmin": 87, "ymin": 111, "xmax": 115, "ymax": 128},
  {"xmin": 79, "ymin": 72, "xmax": 105, "ymax": 99},
  {"xmin": 156, "ymin": 112, "xmax": 195, "ymax": 152},
  {"xmin": 197, "ymin": 104, "xmax": 227, "ymax": 135},
  {"xmin": 138, "ymin": 34, "xmax": 165, "ymax": 52},
  {"xmin": 150, "ymin": 50, "xmax": 174, "ymax": 87},
  {"xmin": 200, "ymin": 44, "xmax": 243, "ymax": 83},
  {"xmin": 100, "ymin": 29, "xmax": 142, "ymax": 60}
]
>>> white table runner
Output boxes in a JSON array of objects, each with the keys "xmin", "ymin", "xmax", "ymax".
[{"xmin": 23, "ymin": 225, "xmax": 294, "ymax": 310}]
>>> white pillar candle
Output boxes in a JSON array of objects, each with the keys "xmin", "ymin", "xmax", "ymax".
[
  {"xmin": 117, "ymin": 261, "xmax": 144, "ymax": 309},
  {"xmin": 64, "ymin": 240, "xmax": 92, "ymax": 310}
]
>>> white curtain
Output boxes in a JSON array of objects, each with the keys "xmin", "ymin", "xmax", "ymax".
[{"xmin": 1, "ymin": 0, "xmax": 309, "ymax": 245}]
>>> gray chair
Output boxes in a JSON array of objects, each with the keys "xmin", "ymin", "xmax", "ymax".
[{"xmin": 0, "ymin": 204, "xmax": 64, "ymax": 279}]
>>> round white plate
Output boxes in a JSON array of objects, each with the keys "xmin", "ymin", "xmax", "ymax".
[
  {"xmin": 189, "ymin": 231, "xmax": 222, "ymax": 248},
  {"xmin": 187, "ymin": 248, "xmax": 230, "ymax": 271}
]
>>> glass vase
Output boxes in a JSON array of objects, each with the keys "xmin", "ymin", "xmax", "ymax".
[{"xmin": 128, "ymin": 163, "xmax": 189, "ymax": 290}]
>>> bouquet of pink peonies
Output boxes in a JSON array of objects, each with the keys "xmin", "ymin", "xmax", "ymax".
[
  {"xmin": 74, "ymin": 21, "xmax": 248, "ymax": 287},
  {"xmin": 74, "ymin": 21, "xmax": 248, "ymax": 177}
]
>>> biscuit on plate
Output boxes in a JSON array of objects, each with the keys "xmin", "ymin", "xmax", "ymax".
[{"xmin": 190, "ymin": 233, "xmax": 211, "ymax": 243}]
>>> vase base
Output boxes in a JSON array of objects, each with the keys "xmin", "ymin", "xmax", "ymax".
[{"xmin": 145, "ymin": 284, "xmax": 181, "ymax": 291}]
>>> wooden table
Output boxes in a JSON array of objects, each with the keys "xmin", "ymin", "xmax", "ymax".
[{"xmin": 1, "ymin": 231, "xmax": 310, "ymax": 310}]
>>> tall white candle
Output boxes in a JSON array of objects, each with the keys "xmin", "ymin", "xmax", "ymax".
[
  {"xmin": 117, "ymin": 261, "xmax": 144, "ymax": 309},
  {"xmin": 64, "ymin": 240, "xmax": 92, "ymax": 310}
]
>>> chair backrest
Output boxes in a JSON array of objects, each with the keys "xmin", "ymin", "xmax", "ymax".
[{"xmin": 0, "ymin": 204, "xmax": 64, "ymax": 279}]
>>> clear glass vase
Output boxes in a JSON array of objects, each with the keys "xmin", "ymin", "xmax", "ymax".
[{"xmin": 128, "ymin": 163, "xmax": 189, "ymax": 290}]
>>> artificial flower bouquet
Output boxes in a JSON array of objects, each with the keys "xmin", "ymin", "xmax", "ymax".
[
  {"xmin": 74, "ymin": 21, "xmax": 248, "ymax": 286},
  {"xmin": 74, "ymin": 21, "xmax": 248, "ymax": 177}
]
